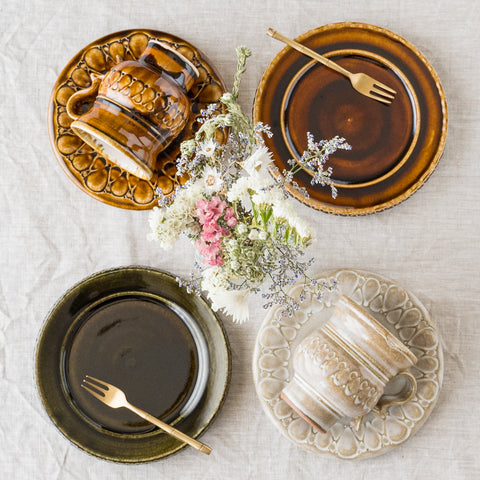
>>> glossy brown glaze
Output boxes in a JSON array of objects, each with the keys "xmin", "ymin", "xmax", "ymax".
[
  {"xmin": 35, "ymin": 267, "xmax": 232, "ymax": 463},
  {"xmin": 254, "ymin": 23, "xmax": 447, "ymax": 215},
  {"xmin": 65, "ymin": 295, "xmax": 199, "ymax": 434},
  {"xmin": 66, "ymin": 41, "xmax": 198, "ymax": 183},
  {"xmin": 49, "ymin": 30, "xmax": 226, "ymax": 209}
]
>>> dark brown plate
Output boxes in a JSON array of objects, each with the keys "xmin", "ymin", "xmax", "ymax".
[
  {"xmin": 48, "ymin": 30, "xmax": 226, "ymax": 209},
  {"xmin": 35, "ymin": 267, "xmax": 231, "ymax": 462},
  {"xmin": 254, "ymin": 22, "xmax": 447, "ymax": 215}
]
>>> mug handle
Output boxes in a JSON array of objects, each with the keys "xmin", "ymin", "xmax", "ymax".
[
  {"xmin": 374, "ymin": 371, "xmax": 417, "ymax": 417},
  {"xmin": 350, "ymin": 371, "xmax": 417, "ymax": 430},
  {"xmin": 66, "ymin": 74, "xmax": 102, "ymax": 121}
]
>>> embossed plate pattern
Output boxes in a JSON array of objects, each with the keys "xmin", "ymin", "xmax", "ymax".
[
  {"xmin": 252, "ymin": 269, "xmax": 443, "ymax": 459},
  {"xmin": 48, "ymin": 30, "xmax": 226, "ymax": 209}
]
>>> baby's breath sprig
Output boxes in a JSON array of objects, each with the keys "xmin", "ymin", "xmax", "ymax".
[{"xmin": 148, "ymin": 46, "xmax": 351, "ymax": 323}]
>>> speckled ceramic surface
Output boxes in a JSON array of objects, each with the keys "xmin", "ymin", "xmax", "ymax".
[
  {"xmin": 36, "ymin": 266, "xmax": 231, "ymax": 463},
  {"xmin": 252, "ymin": 269, "xmax": 443, "ymax": 459},
  {"xmin": 48, "ymin": 30, "xmax": 225, "ymax": 209}
]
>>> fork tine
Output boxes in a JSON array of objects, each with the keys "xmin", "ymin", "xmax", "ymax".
[
  {"xmin": 373, "ymin": 81, "xmax": 397, "ymax": 95},
  {"xmin": 84, "ymin": 375, "xmax": 110, "ymax": 390},
  {"xmin": 81, "ymin": 382, "xmax": 107, "ymax": 402},
  {"xmin": 372, "ymin": 86, "xmax": 395, "ymax": 100},
  {"xmin": 367, "ymin": 91, "xmax": 392, "ymax": 105}
]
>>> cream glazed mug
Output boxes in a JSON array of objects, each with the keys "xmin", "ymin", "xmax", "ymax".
[{"xmin": 281, "ymin": 295, "xmax": 418, "ymax": 433}]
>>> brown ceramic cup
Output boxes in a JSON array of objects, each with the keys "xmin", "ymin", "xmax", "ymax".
[
  {"xmin": 66, "ymin": 40, "xmax": 199, "ymax": 180},
  {"xmin": 281, "ymin": 295, "xmax": 418, "ymax": 433}
]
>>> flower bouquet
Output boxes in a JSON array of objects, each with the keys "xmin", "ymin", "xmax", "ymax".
[{"xmin": 149, "ymin": 47, "xmax": 350, "ymax": 322}]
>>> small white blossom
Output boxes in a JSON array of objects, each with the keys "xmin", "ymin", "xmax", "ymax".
[
  {"xmin": 272, "ymin": 200, "xmax": 297, "ymax": 224},
  {"xmin": 272, "ymin": 200, "xmax": 313, "ymax": 241},
  {"xmin": 248, "ymin": 229, "xmax": 259, "ymax": 240},
  {"xmin": 252, "ymin": 185, "xmax": 284, "ymax": 206},
  {"xmin": 243, "ymin": 146, "xmax": 273, "ymax": 176},
  {"xmin": 227, "ymin": 176, "xmax": 251, "ymax": 210},
  {"xmin": 291, "ymin": 217, "xmax": 313, "ymax": 240},
  {"xmin": 197, "ymin": 139, "xmax": 217, "ymax": 158},
  {"xmin": 249, "ymin": 171, "xmax": 272, "ymax": 192},
  {"xmin": 237, "ymin": 223, "xmax": 248, "ymax": 234},
  {"xmin": 202, "ymin": 279, "xmax": 250, "ymax": 323},
  {"xmin": 201, "ymin": 165, "xmax": 222, "ymax": 194},
  {"xmin": 258, "ymin": 231, "xmax": 268, "ymax": 240},
  {"xmin": 148, "ymin": 181, "xmax": 204, "ymax": 249}
]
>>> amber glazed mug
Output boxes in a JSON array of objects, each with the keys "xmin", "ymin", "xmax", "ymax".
[
  {"xmin": 66, "ymin": 40, "xmax": 199, "ymax": 180},
  {"xmin": 281, "ymin": 295, "xmax": 418, "ymax": 433}
]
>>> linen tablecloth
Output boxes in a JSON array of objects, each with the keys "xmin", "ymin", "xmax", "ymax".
[{"xmin": 1, "ymin": 0, "xmax": 479, "ymax": 478}]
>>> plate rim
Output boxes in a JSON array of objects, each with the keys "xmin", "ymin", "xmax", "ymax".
[
  {"xmin": 252, "ymin": 267, "xmax": 444, "ymax": 459},
  {"xmin": 253, "ymin": 22, "xmax": 448, "ymax": 215},
  {"xmin": 35, "ymin": 265, "xmax": 231, "ymax": 463}
]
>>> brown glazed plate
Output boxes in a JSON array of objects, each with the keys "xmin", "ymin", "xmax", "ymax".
[
  {"xmin": 35, "ymin": 267, "xmax": 231, "ymax": 462},
  {"xmin": 254, "ymin": 22, "xmax": 448, "ymax": 215},
  {"xmin": 49, "ymin": 30, "xmax": 226, "ymax": 209}
]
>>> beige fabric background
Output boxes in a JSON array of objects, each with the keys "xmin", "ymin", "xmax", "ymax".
[{"xmin": 1, "ymin": 0, "xmax": 479, "ymax": 478}]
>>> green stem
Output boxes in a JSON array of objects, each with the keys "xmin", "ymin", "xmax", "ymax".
[{"xmin": 232, "ymin": 47, "xmax": 252, "ymax": 102}]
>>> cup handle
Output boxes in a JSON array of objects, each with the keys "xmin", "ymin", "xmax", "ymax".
[
  {"xmin": 66, "ymin": 74, "xmax": 102, "ymax": 121},
  {"xmin": 373, "ymin": 371, "xmax": 417, "ymax": 420},
  {"xmin": 350, "ymin": 371, "xmax": 417, "ymax": 430}
]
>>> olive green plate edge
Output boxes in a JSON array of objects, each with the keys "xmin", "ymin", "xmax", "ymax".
[{"xmin": 35, "ymin": 266, "xmax": 232, "ymax": 463}]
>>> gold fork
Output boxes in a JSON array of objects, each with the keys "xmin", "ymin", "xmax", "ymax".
[
  {"xmin": 81, "ymin": 375, "xmax": 212, "ymax": 455},
  {"xmin": 267, "ymin": 28, "xmax": 396, "ymax": 105}
]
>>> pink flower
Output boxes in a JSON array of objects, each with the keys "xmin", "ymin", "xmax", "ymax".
[
  {"xmin": 196, "ymin": 196, "xmax": 226, "ymax": 225},
  {"xmin": 194, "ymin": 196, "xmax": 235, "ymax": 267},
  {"xmin": 202, "ymin": 223, "xmax": 225, "ymax": 242},
  {"xmin": 209, "ymin": 253, "xmax": 225, "ymax": 267},
  {"xmin": 195, "ymin": 237, "xmax": 209, "ymax": 256},
  {"xmin": 224, "ymin": 207, "xmax": 237, "ymax": 227},
  {"xmin": 195, "ymin": 237, "xmax": 224, "ymax": 266}
]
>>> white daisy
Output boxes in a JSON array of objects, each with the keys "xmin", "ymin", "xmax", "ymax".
[
  {"xmin": 204, "ymin": 284, "xmax": 250, "ymax": 323},
  {"xmin": 197, "ymin": 139, "xmax": 217, "ymax": 158},
  {"xmin": 243, "ymin": 146, "xmax": 273, "ymax": 176},
  {"xmin": 201, "ymin": 166, "xmax": 223, "ymax": 194}
]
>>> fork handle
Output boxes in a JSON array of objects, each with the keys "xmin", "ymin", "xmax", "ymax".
[
  {"xmin": 267, "ymin": 28, "xmax": 352, "ymax": 78},
  {"xmin": 127, "ymin": 403, "xmax": 212, "ymax": 455}
]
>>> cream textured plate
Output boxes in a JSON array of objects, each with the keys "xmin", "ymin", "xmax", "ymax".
[{"xmin": 252, "ymin": 269, "xmax": 443, "ymax": 459}]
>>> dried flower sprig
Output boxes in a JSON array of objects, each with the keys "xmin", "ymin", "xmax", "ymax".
[{"xmin": 149, "ymin": 46, "xmax": 350, "ymax": 322}]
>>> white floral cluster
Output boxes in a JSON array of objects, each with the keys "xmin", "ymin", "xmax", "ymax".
[
  {"xmin": 227, "ymin": 146, "xmax": 314, "ymax": 242},
  {"xmin": 148, "ymin": 181, "xmax": 204, "ymax": 249},
  {"xmin": 148, "ymin": 46, "xmax": 347, "ymax": 323},
  {"xmin": 200, "ymin": 267, "xmax": 250, "ymax": 323}
]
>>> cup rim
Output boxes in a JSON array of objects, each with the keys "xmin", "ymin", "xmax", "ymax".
[
  {"xmin": 147, "ymin": 39, "xmax": 200, "ymax": 79},
  {"xmin": 337, "ymin": 295, "xmax": 417, "ymax": 365},
  {"xmin": 71, "ymin": 121, "xmax": 154, "ymax": 180}
]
